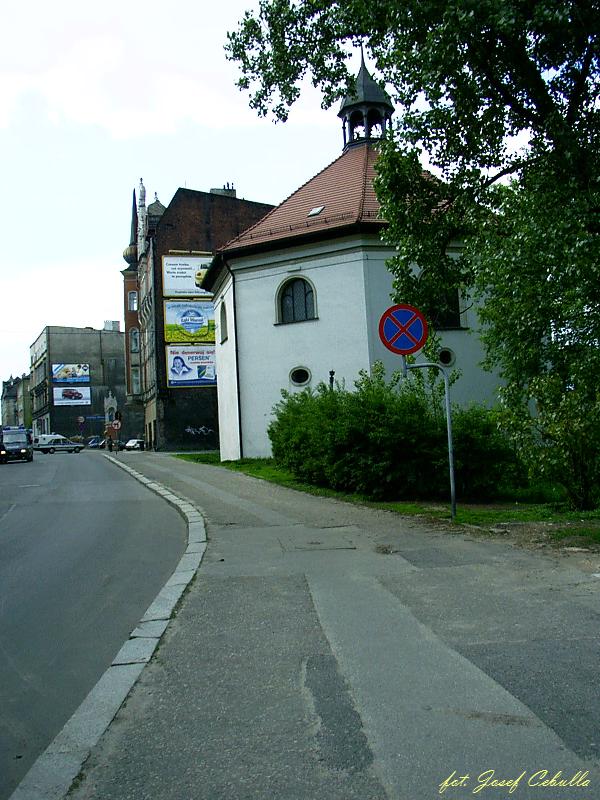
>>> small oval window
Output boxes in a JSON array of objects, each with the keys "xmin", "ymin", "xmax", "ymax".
[
  {"xmin": 290, "ymin": 367, "xmax": 311, "ymax": 386},
  {"xmin": 438, "ymin": 347, "xmax": 455, "ymax": 367}
]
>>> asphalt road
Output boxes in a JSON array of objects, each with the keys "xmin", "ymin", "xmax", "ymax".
[
  {"xmin": 0, "ymin": 450, "xmax": 186, "ymax": 800},
  {"xmin": 67, "ymin": 454, "xmax": 600, "ymax": 800}
]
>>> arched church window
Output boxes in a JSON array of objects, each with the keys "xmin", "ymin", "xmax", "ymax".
[
  {"xmin": 279, "ymin": 278, "xmax": 316, "ymax": 324},
  {"xmin": 220, "ymin": 303, "xmax": 228, "ymax": 343}
]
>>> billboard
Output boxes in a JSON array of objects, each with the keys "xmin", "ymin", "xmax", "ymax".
[
  {"xmin": 166, "ymin": 345, "xmax": 216, "ymax": 387},
  {"xmin": 53, "ymin": 387, "xmax": 91, "ymax": 406},
  {"xmin": 164, "ymin": 300, "xmax": 215, "ymax": 343},
  {"xmin": 162, "ymin": 255, "xmax": 213, "ymax": 298},
  {"xmin": 52, "ymin": 363, "xmax": 90, "ymax": 383}
]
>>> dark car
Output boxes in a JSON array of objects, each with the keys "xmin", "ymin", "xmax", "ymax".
[
  {"xmin": 86, "ymin": 436, "xmax": 105, "ymax": 448},
  {"xmin": 62, "ymin": 388, "xmax": 84, "ymax": 400},
  {"xmin": 0, "ymin": 428, "xmax": 34, "ymax": 463}
]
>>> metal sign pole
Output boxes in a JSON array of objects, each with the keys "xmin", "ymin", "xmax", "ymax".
[
  {"xmin": 378, "ymin": 304, "xmax": 455, "ymax": 521},
  {"xmin": 405, "ymin": 362, "xmax": 456, "ymax": 521}
]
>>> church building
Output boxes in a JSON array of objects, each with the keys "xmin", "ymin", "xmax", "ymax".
[{"xmin": 203, "ymin": 59, "xmax": 502, "ymax": 460}]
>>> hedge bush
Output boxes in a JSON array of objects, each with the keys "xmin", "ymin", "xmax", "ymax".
[{"xmin": 268, "ymin": 364, "xmax": 523, "ymax": 501}]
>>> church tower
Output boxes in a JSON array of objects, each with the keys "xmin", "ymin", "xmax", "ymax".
[{"xmin": 338, "ymin": 52, "xmax": 394, "ymax": 149}]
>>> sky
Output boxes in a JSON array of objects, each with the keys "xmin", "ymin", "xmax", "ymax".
[{"xmin": 0, "ymin": 0, "xmax": 353, "ymax": 386}]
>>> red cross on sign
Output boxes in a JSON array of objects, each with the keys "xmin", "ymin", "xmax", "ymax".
[{"xmin": 378, "ymin": 304, "xmax": 429, "ymax": 355}]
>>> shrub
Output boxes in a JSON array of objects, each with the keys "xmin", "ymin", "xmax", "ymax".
[
  {"xmin": 269, "ymin": 363, "xmax": 526, "ymax": 502},
  {"xmin": 269, "ymin": 385, "xmax": 343, "ymax": 486},
  {"xmin": 451, "ymin": 406, "xmax": 525, "ymax": 501},
  {"xmin": 268, "ymin": 365, "xmax": 446, "ymax": 500},
  {"xmin": 501, "ymin": 377, "xmax": 600, "ymax": 510}
]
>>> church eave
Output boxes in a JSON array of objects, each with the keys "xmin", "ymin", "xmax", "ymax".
[{"xmin": 204, "ymin": 218, "xmax": 386, "ymax": 293}]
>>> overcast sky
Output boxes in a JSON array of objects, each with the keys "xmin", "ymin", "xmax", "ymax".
[{"xmin": 1, "ymin": 0, "xmax": 353, "ymax": 388}]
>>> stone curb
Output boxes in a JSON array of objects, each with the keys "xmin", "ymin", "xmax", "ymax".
[{"xmin": 9, "ymin": 455, "xmax": 208, "ymax": 800}]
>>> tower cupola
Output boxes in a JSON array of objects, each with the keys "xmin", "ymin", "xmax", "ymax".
[{"xmin": 338, "ymin": 52, "xmax": 394, "ymax": 150}]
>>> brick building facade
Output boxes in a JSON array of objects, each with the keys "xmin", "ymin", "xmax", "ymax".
[{"xmin": 133, "ymin": 182, "xmax": 273, "ymax": 451}]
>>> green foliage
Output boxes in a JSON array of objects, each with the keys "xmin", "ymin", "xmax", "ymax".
[
  {"xmin": 268, "ymin": 383, "xmax": 343, "ymax": 486},
  {"xmin": 452, "ymin": 406, "xmax": 525, "ymax": 501},
  {"xmin": 501, "ymin": 377, "xmax": 600, "ymax": 510},
  {"xmin": 268, "ymin": 364, "xmax": 522, "ymax": 501},
  {"xmin": 228, "ymin": 0, "xmax": 600, "ymax": 509},
  {"xmin": 175, "ymin": 454, "xmax": 600, "ymax": 527},
  {"xmin": 227, "ymin": 2, "xmax": 598, "ymax": 175}
]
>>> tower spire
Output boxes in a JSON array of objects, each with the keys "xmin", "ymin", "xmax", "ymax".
[
  {"xmin": 338, "ymin": 53, "xmax": 394, "ymax": 150},
  {"xmin": 122, "ymin": 188, "xmax": 139, "ymax": 265},
  {"xmin": 137, "ymin": 179, "xmax": 148, "ymax": 257},
  {"xmin": 129, "ymin": 189, "xmax": 138, "ymax": 247}
]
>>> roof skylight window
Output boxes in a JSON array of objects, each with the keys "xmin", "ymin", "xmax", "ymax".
[{"xmin": 307, "ymin": 205, "xmax": 325, "ymax": 217}]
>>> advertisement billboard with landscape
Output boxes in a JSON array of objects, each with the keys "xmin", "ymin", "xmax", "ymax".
[{"xmin": 164, "ymin": 300, "xmax": 215, "ymax": 343}]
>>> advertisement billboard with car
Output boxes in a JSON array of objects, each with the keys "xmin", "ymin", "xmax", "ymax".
[{"xmin": 53, "ymin": 387, "xmax": 91, "ymax": 406}]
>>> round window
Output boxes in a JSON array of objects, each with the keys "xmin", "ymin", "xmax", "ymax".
[
  {"xmin": 290, "ymin": 367, "xmax": 311, "ymax": 386},
  {"xmin": 438, "ymin": 348, "xmax": 456, "ymax": 367}
]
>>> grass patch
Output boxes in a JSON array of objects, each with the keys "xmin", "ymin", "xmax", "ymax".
[
  {"xmin": 548, "ymin": 526, "xmax": 600, "ymax": 547},
  {"xmin": 176, "ymin": 453, "xmax": 357, "ymax": 497},
  {"xmin": 173, "ymin": 453, "xmax": 600, "ymax": 528}
]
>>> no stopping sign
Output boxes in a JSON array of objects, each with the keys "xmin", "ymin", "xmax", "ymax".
[{"xmin": 378, "ymin": 304, "xmax": 428, "ymax": 355}]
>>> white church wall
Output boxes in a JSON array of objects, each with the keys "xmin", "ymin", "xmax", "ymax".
[
  {"xmin": 213, "ymin": 275, "xmax": 242, "ymax": 460},
  {"xmin": 215, "ymin": 235, "xmax": 503, "ymax": 460},
  {"xmin": 362, "ymin": 246, "xmax": 502, "ymax": 407},
  {"xmin": 231, "ymin": 238, "xmax": 372, "ymax": 458}
]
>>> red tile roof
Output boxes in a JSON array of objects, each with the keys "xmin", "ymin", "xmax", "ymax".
[{"xmin": 220, "ymin": 141, "xmax": 385, "ymax": 255}]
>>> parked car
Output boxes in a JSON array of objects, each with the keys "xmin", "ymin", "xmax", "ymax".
[
  {"xmin": 39, "ymin": 437, "xmax": 82, "ymax": 454},
  {"xmin": 124, "ymin": 439, "xmax": 145, "ymax": 451},
  {"xmin": 86, "ymin": 436, "xmax": 104, "ymax": 448}
]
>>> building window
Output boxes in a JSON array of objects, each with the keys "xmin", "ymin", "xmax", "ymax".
[
  {"xmin": 128, "ymin": 291, "xmax": 138, "ymax": 312},
  {"xmin": 279, "ymin": 278, "xmax": 315, "ymax": 324},
  {"xmin": 130, "ymin": 328, "xmax": 140, "ymax": 353},
  {"xmin": 438, "ymin": 347, "xmax": 456, "ymax": 367},
  {"xmin": 290, "ymin": 367, "xmax": 311, "ymax": 386},
  {"xmin": 220, "ymin": 303, "xmax": 228, "ymax": 343},
  {"xmin": 433, "ymin": 288, "xmax": 462, "ymax": 329},
  {"xmin": 131, "ymin": 366, "xmax": 141, "ymax": 395}
]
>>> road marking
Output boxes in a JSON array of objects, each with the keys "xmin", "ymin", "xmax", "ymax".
[{"xmin": 0, "ymin": 504, "xmax": 16, "ymax": 523}]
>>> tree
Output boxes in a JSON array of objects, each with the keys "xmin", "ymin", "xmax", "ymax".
[{"xmin": 226, "ymin": 1, "xmax": 600, "ymax": 507}]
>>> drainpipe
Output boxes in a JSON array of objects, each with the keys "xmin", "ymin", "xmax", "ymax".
[{"xmin": 224, "ymin": 258, "xmax": 244, "ymax": 459}]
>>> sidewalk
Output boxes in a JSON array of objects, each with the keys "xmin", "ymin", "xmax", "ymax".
[{"xmin": 39, "ymin": 453, "xmax": 600, "ymax": 798}]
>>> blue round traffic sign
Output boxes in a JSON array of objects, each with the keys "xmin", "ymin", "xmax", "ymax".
[{"xmin": 378, "ymin": 304, "xmax": 428, "ymax": 355}]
